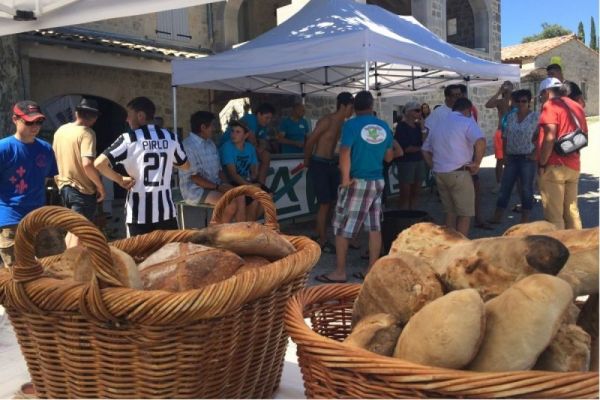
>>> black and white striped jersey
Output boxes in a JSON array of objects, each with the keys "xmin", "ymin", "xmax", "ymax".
[{"xmin": 103, "ymin": 124, "xmax": 187, "ymax": 224}]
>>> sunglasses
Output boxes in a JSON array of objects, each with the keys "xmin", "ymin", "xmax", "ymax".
[
  {"xmin": 22, "ymin": 119, "xmax": 44, "ymax": 126},
  {"xmin": 515, "ymin": 99, "xmax": 530, "ymax": 104}
]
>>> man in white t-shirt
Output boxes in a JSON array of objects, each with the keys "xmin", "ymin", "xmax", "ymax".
[
  {"xmin": 95, "ymin": 97, "xmax": 190, "ymax": 237},
  {"xmin": 422, "ymin": 97, "xmax": 485, "ymax": 237}
]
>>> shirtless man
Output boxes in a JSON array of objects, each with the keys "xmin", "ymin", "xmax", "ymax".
[
  {"xmin": 485, "ymin": 80, "xmax": 513, "ymax": 188},
  {"xmin": 304, "ymin": 92, "xmax": 354, "ymax": 252}
]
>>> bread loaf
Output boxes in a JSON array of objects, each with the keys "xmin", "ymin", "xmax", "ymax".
[
  {"xmin": 544, "ymin": 228, "xmax": 599, "ymax": 253},
  {"xmin": 343, "ymin": 313, "xmax": 402, "ymax": 357},
  {"xmin": 388, "ymin": 223, "xmax": 467, "ymax": 275},
  {"xmin": 235, "ymin": 256, "xmax": 270, "ymax": 275},
  {"xmin": 503, "ymin": 221, "xmax": 558, "ymax": 237},
  {"xmin": 138, "ymin": 242, "xmax": 244, "ymax": 291},
  {"xmin": 190, "ymin": 222, "xmax": 295, "ymax": 261},
  {"xmin": 394, "ymin": 289, "xmax": 485, "ymax": 369},
  {"xmin": 352, "ymin": 253, "xmax": 443, "ymax": 326},
  {"xmin": 468, "ymin": 274, "xmax": 573, "ymax": 372},
  {"xmin": 557, "ymin": 248, "xmax": 599, "ymax": 296},
  {"xmin": 534, "ymin": 324, "xmax": 591, "ymax": 372},
  {"xmin": 439, "ymin": 235, "xmax": 569, "ymax": 299},
  {"xmin": 44, "ymin": 245, "xmax": 142, "ymax": 289}
]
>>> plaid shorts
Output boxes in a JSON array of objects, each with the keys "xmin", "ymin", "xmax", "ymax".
[{"xmin": 333, "ymin": 179, "xmax": 385, "ymax": 238}]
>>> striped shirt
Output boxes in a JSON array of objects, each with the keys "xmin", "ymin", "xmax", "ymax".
[
  {"xmin": 179, "ymin": 133, "xmax": 222, "ymax": 204},
  {"xmin": 103, "ymin": 124, "xmax": 187, "ymax": 224}
]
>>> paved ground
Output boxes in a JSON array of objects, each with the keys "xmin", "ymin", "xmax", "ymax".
[{"xmin": 277, "ymin": 118, "xmax": 600, "ymax": 286}]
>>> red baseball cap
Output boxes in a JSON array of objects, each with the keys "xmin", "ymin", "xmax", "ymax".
[{"xmin": 13, "ymin": 101, "xmax": 45, "ymax": 122}]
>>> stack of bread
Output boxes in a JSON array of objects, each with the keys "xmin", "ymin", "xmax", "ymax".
[
  {"xmin": 43, "ymin": 222, "xmax": 295, "ymax": 291},
  {"xmin": 343, "ymin": 221, "xmax": 599, "ymax": 373}
]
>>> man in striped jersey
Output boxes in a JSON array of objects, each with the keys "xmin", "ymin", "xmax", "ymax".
[{"xmin": 94, "ymin": 97, "xmax": 190, "ymax": 237}]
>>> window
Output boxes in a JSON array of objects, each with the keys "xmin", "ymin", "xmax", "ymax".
[
  {"xmin": 156, "ymin": 9, "xmax": 191, "ymax": 42},
  {"xmin": 447, "ymin": 18, "xmax": 457, "ymax": 36}
]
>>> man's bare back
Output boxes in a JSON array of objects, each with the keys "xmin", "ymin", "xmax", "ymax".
[{"xmin": 304, "ymin": 112, "xmax": 346, "ymax": 164}]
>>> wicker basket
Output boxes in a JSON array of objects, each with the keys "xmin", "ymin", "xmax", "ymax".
[
  {"xmin": 284, "ymin": 283, "xmax": 599, "ymax": 399},
  {"xmin": 0, "ymin": 185, "xmax": 320, "ymax": 398}
]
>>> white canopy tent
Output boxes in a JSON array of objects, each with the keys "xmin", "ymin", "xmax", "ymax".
[
  {"xmin": 0, "ymin": 0, "xmax": 224, "ymax": 36},
  {"xmin": 172, "ymin": 0, "xmax": 520, "ymax": 100}
]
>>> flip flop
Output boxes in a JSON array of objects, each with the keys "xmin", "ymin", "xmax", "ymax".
[
  {"xmin": 353, "ymin": 271, "xmax": 366, "ymax": 280},
  {"xmin": 314, "ymin": 274, "xmax": 347, "ymax": 284}
]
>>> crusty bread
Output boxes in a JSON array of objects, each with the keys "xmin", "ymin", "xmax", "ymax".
[
  {"xmin": 44, "ymin": 245, "xmax": 142, "ymax": 289},
  {"xmin": 534, "ymin": 324, "xmax": 591, "ymax": 372},
  {"xmin": 393, "ymin": 289, "xmax": 485, "ymax": 369},
  {"xmin": 503, "ymin": 221, "xmax": 558, "ymax": 237},
  {"xmin": 138, "ymin": 242, "xmax": 244, "ymax": 291},
  {"xmin": 343, "ymin": 313, "xmax": 402, "ymax": 357},
  {"xmin": 557, "ymin": 248, "xmax": 599, "ymax": 296},
  {"xmin": 438, "ymin": 235, "xmax": 569, "ymax": 300},
  {"xmin": 235, "ymin": 256, "xmax": 271, "ymax": 275},
  {"xmin": 544, "ymin": 228, "xmax": 599, "ymax": 253},
  {"xmin": 468, "ymin": 274, "xmax": 573, "ymax": 372},
  {"xmin": 352, "ymin": 253, "xmax": 443, "ymax": 326},
  {"xmin": 189, "ymin": 222, "xmax": 295, "ymax": 261},
  {"xmin": 388, "ymin": 222, "xmax": 468, "ymax": 275}
]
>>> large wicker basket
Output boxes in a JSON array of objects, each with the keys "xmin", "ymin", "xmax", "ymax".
[
  {"xmin": 0, "ymin": 185, "xmax": 320, "ymax": 398},
  {"xmin": 284, "ymin": 283, "xmax": 599, "ymax": 399}
]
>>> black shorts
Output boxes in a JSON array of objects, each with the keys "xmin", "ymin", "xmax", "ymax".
[
  {"xmin": 308, "ymin": 156, "xmax": 340, "ymax": 204},
  {"xmin": 127, "ymin": 218, "xmax": 178, "ymax": 237},
  {"xmin": 60, "ymin": 186, "xmax": 97, "ymax": 220}
]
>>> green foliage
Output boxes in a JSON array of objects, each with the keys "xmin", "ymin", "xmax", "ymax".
[
  {"xmin": 577, "ymin": 21, "xmax": 585, "ymax": 43},
  {"xmin": 590, "ymin": 17, "xmax": 598, "ymax": 51},
  {"xmin": 521, "ymin": 23, "xmax": 573, "ymax": 43}
]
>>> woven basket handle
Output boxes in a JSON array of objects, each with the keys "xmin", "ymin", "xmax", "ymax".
[
  {"xmin": 13, "ymin": 206, "xmax": 122, "ymax": 287},
  {"xmin": 210, "ymin": 184, "xmax": 279, "ymax": 231}
]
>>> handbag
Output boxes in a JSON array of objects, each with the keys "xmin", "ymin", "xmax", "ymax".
[{"xmin": 553, "ymin": 98, "xmax": 588, "ymax": 156}]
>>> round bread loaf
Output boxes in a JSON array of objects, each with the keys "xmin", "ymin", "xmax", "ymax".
[
  {"xmin": 394, "ymin": 289, "xmax": 485, "ymax": 369},
  {"xmin": 503, "ymin": 221, "xmax": 558, "ymax": 237},
  {"xmin": 343, "ymin": 313, "xmax": 402, "ymax": 357},
  {"xmin": 534, "ymin": 324, "xmax": 591, "ymax": 372},
  {"xmin": 352, "ymin": 253, "xmax": 443, "ymax": 326},
  {"xmin": 557, "ymin": 248, "xmax": 599, "ymax": 296},
  {"xmin": 138, "ymin": 242, "xmax": 244, "ymax": 291},
  {"xmin": 468, "ymin": 274, "xmax": 573, "ymax": 372}
]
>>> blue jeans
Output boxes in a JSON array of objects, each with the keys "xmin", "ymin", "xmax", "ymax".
[
  {"xmin": 60, "ymin": 186, "xmax": 97, "ymax": 220},
  {"xmin": 496, "ymin": 155, "xmax": 536, "ymax": 210}
]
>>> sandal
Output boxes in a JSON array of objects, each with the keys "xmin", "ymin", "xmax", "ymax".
[{"xmin": 315, "ymin": 274, "xmax": 347, "ymax": 284}]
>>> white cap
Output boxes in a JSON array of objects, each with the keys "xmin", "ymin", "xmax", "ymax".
[
  {"xmin": 538, "ymin": 77, "xmax": 562, "ymax": 94},
  {"xmin": 403, "ymin": 101, "xmax": 421, "ymax": 114}
]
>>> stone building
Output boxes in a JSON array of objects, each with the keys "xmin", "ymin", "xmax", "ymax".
[
  {"xmin": 502, "ymin": 34, "xmax": 599, "ymax": 116},
  {"xmin": 0, "ymin": 0, "xmax": 504, "ymax": 146}
]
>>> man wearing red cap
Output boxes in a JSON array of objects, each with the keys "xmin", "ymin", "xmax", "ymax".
[{"xmin": 0, "ymin": 101, "xmax": 58, "ymax": 268}]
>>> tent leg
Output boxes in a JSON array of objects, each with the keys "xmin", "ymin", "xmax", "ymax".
[
  {"xmin": 364, "ymin": 60, "xmax": 370, "ymax": 91},
  {"xmin": 172, "ymin": 85, "xmax": 178, "ymax": 134}
]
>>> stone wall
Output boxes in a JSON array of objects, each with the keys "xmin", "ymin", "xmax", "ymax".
[
  {"xmin": 79, "ymin": 5, "xmax": 213, "ymax": 50},
  {"xmin": 0, "ymin": 36, "xmax": 25, "ymax": 137},
  {"xmin": 28, "ymin": 59, "xmax": 210, "ymax": 136}
]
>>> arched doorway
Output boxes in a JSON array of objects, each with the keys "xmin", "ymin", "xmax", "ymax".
[
  {"xmin": 446, "ymin": 0, "xmax": 489, "ymax": 51},
  {"xmin": 39, "ymin": 94, "xmax": 129, "ymax": 208}
]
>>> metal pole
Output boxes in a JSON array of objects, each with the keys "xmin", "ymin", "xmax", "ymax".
[
  {"xmin": 172, "ymin": 85, "xmax": 178, "ymax": 133},
  {"xmin": 364, "ymin": 60, "xmax": 370, "ymax": 91}
]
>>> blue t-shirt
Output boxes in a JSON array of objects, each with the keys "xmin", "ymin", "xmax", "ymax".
[
  {"xmin": 279, "ymin": 117, "xmax": 310, "ymax": 153},
  {"xmin": 341, "ymin": 115, "xmax": 393, "ymax": 180},
  {"xmin": 221, "ymin": 114, "xmax": 268, "ymax": 146},
  {"xmin": 220, "ymin": 141, "xmax": 258, "ymax": 180},
  {"xmin": 0, "ymin": 136, "xmax": 58, "ymax": 227}
]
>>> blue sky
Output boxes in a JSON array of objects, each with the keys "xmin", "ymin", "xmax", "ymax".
[{"xmin": 502, "ymin": 0, "xmax": 600, "ymax": 46}]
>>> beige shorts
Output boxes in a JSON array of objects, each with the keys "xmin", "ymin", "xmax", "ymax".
[
  {"xmin": 0, "ymin": 225, "xmax": 17, "ymax": 268},
  {"xmin": 435, "ymin": 171, "xmax": 475, "ymax": 217}
]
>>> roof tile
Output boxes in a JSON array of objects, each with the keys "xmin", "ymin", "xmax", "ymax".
[{"xmin": 501, "ymin": 34, "xmax": 577, "ymax": 62}]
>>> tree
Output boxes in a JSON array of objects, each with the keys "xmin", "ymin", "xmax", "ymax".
[
  {"xmin": 521, "ymin": 23, "xmax": 573, "ymax": 43},
  {"xmin": 577, "ymin": 21, "xmax": 585, "ymax": 43},
  {"xmin": 590, "ymin": 17, "xmax": 598, "ymax": 51}
]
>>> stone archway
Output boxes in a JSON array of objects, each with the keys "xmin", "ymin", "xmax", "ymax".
[
  {"xmin": 446, "ymin": 0, "xmax": 489, "ymax": 51},
  {"xmin": 367, "ymin": 0, "xmax": 411, "ymax": 15}
]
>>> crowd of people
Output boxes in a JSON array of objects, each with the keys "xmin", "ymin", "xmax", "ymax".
[{"xmin": 0, "ymin": 62, "xmax": 589, "ymax": 278}]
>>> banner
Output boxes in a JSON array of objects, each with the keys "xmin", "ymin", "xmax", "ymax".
[{"xmin": 265, "ymin": 158, "xmax": 401, "ymax": 220}]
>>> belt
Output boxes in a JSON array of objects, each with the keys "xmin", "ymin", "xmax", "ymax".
[{"xmin": 453, "ymin": 165, "xmax": 470, "ymax": 172}]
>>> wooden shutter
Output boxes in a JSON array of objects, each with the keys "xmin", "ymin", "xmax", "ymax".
[
  {"xmin": 173, "ymin": 8, "xmax": 191, "ymax": 41},
  {"xmin": 156, "ymin": 10, "xmax": 173, "ymax": 39}
]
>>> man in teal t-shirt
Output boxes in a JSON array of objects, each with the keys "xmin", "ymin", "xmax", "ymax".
[
  {"xmin": 315, "ymin": 91, "xmax": 396, "ymax": 285},
  {"xmin": 277, "ymin": 102, "xmax": 311, "ymax": 153}
]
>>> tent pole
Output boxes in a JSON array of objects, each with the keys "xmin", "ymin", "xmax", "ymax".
[
  {"xmin": 172, "ymin": 85, "xmax": 178, "ymax": 134},
  {"xmin": 364, "ymin": 60, "xmax": 370, "ymax": 91}
]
